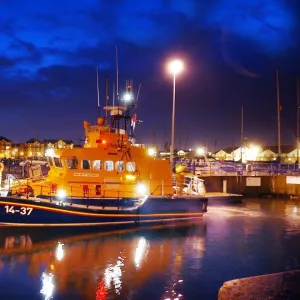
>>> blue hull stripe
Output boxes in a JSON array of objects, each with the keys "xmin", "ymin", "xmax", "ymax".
[{"xmin": 0, "ymin": 196, "xmax": 207, "ymax": 227}]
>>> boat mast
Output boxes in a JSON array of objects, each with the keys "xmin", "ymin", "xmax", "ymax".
[
  {"xmin": 113, "ymin": 82, "xmax": 115, "ymax": 106},
  {"xmin": 276, "ymin": 69, "xmax": 281, "ymax": 160},
  {"xmin": 297, "ymin": 77, "xmax": 300, "ymax": 163},
  {"xmin": 240, "ymin": 105, "xmax": 244, "ymax": 162},
  {"xmin": 96, "ymin": 68, "xmax": 100, "ymax": 117},
  {"xmin": 105, "ymin": 76, "xmax": 109, "ymax": 125},
  {"xmin": 116, "ymin": 46, "xmax": 119, "ymax": 103}
]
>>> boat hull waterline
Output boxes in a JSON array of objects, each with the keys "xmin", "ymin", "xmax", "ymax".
[{"xmin": 0, "ymin": 196, "xmax": 208, "ymax": 227}]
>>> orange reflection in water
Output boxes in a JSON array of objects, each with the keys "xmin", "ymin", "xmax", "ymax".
[{"xmin": 0, "ymin": 221, "xmax": 206, "ymax": 299}]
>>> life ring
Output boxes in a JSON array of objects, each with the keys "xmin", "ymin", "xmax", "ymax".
[
  {"xmin": 17, "ymin": 185, "xmax": 34, "ymax": 197},
  {"xmin": 0, "ymin": 162, "xmax": 4, "ymax": 173}
]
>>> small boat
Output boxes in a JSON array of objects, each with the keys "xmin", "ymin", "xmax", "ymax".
[{"xmin": 0, "ymin": 90, "xmax": 208, "ymax": 227}]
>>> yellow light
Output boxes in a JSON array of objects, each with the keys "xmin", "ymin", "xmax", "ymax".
[
  {"xmin": 125, "ymin": 174, "xmax": 136, "ymax": 182},
  {"xmin": 57, "ymin": 189, "xmax": 66, "ymax": 199},
  {"xmin": 45, "ymin": 148, "xmax": 54, "ymax": 156},
  {"xmin": 168, "ymin": 59, "xmax": 184, "ymax": 75},
  {"xmin": 147, "ymin": 148, "xmax": 156, "ymax": 156},
  {"xmin": 136, "ymin": 183, "xmax": 148, "ymax": 196},
  {"xmin": 196, "ymin": 147, "xmax": 205, "ymax": 156}
]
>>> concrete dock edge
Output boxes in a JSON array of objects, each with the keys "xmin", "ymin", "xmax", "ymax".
[{"xmin": 218, "ymin": 270, "xmax": 300, "ymax": 300}]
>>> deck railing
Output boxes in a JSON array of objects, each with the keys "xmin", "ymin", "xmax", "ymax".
[{"xmin": 176, "ymin": 161, "xmax": 300, "ymax": 176}]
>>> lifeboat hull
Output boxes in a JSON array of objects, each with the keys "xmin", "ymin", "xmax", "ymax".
[{"xmin": 0, "ymin": 196, "xmax": 208, "ymax": 227}]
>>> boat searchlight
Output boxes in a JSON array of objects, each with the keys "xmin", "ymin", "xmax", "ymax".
[
  {"xmin": 122, "ymin": 92, "xmax": 133, "ymax": 104},
  {"xmin": 136, "ymin": 183, "xmax": 148, "ymax": 196},
  {"xmin": 57, "ymin": 189, "xmax": 67, "ymax": 200}
]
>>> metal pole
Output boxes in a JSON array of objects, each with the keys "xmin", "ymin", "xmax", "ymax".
[
  {"xmin": 297, "ymin": 77, "xmax": 300, "ymax": 164},
  {"xmin": 105, "ymin": 76, "xmax": 109, "ymax": 125},
  {"xmin": 241, "ymin": 105, "xmax": 244, "ymax": 163},
  {"xmin": 170, "ymin": 73, "xmax": 176, "ymax": 169},
  {"xmin": 276, "ymin": 69, "xmax": 281, "ymax": 160},
  {"xmin": 96, "ymin": 68, "xmax": 100, "ymax": 117}
]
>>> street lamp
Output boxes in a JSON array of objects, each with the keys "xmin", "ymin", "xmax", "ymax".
[{"xmin": 168, "ymin": 59, "xmax": 183, "ymax": 170}]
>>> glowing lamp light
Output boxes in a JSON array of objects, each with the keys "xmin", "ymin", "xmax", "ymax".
[
  {"xmin": 168, "ymin": 59, "xmax": 183, "ymax": 75},
  {"xmin": 136, "ymin": 183, "xmax": 147, "ymax": 196},
  {"xmin": 147, "ymin": 148, "xmax": 156, "ymax": 157},
  {"xmin": 57, "ymin": 189, "xmax": 66, "ymax": 199},
  {"xmin": 125, "ymin": 174, "xmax": 136, "ymax": 182},
  {"xmin": 45, "ymin": 148, "xmax": 55, "ymax": 157},
  {"xmin": 123, "ymin": 92, "xmax": 132, "ymax": 103},
  {"xmin": 196, "ymin": 147, "xmax": 205, "ymax": 156}
]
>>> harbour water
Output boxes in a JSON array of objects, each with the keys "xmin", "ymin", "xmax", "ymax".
[{"xmin": 0, "ymin": 198, "xmax": 299, "ymax": 299}]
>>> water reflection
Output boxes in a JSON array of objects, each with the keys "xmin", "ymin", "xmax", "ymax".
[
  {"xmin": 0, "ymin": 222, "xmax": 206, "ymax": 299},
  {"xmin": 55, "ymin": 242, "xmax": 64, "ymax": 261},
  {"xmin": 104, "ymin": 255, "xmax": 124, "ymax": 294},
  {"xmin": 1, "ymin": 199, "xmax": 299, "ymax": 299},
  {"xmin": 40, "ymin": 272, "xmax": 54, "ymax": 300},
  {"xmin": 134, "ymin": 237, "xmax": 149, "ymax": 269}
]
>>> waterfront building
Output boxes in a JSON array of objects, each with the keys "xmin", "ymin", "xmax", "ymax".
[
  {"xmin": 0, "ymin": 138, "xmax": 75, "ymax": 159},
  {"xmin": 0, "ymin": 137, "xmax": 12, "ymax": 159}
]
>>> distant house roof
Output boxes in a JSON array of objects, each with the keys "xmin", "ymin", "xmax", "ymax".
[
  {"xmin": 43, "ymin": 139, "xmax": 74, "ymax": 144},
  {"xmin": 221, "ymin": 146, "xmax": 240, "ymax": 153},
  {"xmin": 262, "ymin": 145, "xmax": 295, "ymax": 153},
  {"xmin": 26, "ymin": 138, "xmax": 41, "ymax": 144},
  {"xmin": 0, "ymin": 136, "xmax": 11, "ymax": 142}
]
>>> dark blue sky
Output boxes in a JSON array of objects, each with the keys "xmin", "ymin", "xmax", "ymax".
[{"xmin": 1, "ymin": 0, "xmax": 300, "ymax": 150}]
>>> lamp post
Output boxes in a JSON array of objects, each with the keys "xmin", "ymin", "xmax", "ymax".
[{"xmin": 168, "ymin": 59, "xmax": 183, "ymax": 170}]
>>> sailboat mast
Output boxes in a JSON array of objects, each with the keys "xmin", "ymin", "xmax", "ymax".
[
  {"xmin": 116, "ymin": 46, "xmax": 119, "ymax": 103},
  {"xmin": 240, "ymin": 105, "xmax": 244, "ymax": 162},
  {"xmin": 105, "ymin": 76, "xmax": 109, "ymax": 125},
  {"xmin": 276, "ymin": 69, "xmax": 281, "ymax": 160},
  {"xmin": 297, "ymin": 77, "xmax": 300, "ymax": 163},
  {"xmin": 113, "ymin": 82, "xmax": 115, "ymax": 106}
]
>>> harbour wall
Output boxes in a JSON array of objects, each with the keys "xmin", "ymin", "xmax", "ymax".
[{"xmin": 200, "ymin": 175, "xmax": 300, "ymax": 197}]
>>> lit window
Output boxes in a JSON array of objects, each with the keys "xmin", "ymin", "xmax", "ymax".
[
  {"xmin": 105, "ymin": 161, "xmax": 114, "ymax": 171},
  {"xmin": 54, "ymin": 157, "xmax": 63, "ymax": 168},
  {"xmin": 66, "ymin": 157, "xmax": 78, "ymax": 169},
  {"xmin": 116, "ymin": 161, "xmax": 125, "ymax": 172},
  {"xmin": 126, "ymin": 162, "xmax": 136, "ymax": 172},
  {"xmin": 93, "ymin": 160, "xmax": 102, "ymax": 170}
]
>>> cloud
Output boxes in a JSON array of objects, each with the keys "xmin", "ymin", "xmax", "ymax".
[
  {"xmin": 206, "ymin": 0, "xmax": 295, "ymax": 54},
  {"xmin": 0, "ymin": 56, "xmax": 15, "ymax": 68},
  {"xmin": 0, "ymin": 0, "xmax": 299, "ymax": 146}
]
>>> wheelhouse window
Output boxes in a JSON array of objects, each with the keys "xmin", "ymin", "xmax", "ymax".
[
  {"xmin": 126, "ymin": 161, "xmax": 136, "ymax": 172},
  {"xmin": 116, "ymin": 161, "xmax": 125, "ymax": 172},
  {"xmin": 47, "ymin": 157, "xmax": 54, "ymax": 166},
  {"xmin": 93, "ymin": 160, "xmax": 102, "ymax": 170},
  {"xmin": 82, "ymin": 159, "xmax": 91, "ymax": 170},
  {"xmin": 105, "ymin": 160, "xmax": 114, "ymax": 171},
  {"xmin": 66, "ymin": 156, "xmax": 78, "ymax": 169},
  {"xmin": 54, "ymin": 157, "xmax": 63, "ymax": 168}
]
